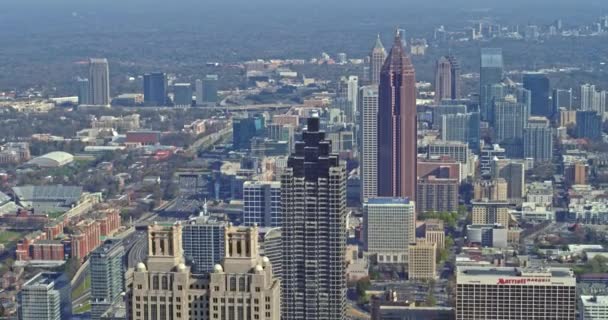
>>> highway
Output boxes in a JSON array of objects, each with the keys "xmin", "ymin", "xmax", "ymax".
[{"xmin": 187, "ymin": 126, "xmax": 232, "ymax": 154}]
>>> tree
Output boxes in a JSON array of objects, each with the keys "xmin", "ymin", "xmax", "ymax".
[{"xmin": 355, "ymin": 277, "xmax": 371, "ymax": 305}]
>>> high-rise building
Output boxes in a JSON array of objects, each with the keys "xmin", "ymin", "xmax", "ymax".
[
  {"xmin": 88, "ymin": 58, "xmax": 111, "ymax": 106},
  {"xmin": 448, "ymin": 56, "xmax": 461, "ymax": 100},
  {"xmin": 553, "ymin": 88, "xmax": 573, "ymax": 111},
  {"xmin": 480, "ymin": 48, "xmax": 504, "ymax": 122},
  {"xmin": 579, "ymin": 295, "xmax": 608, "ymax": 320},
  {"xmin": 262, "ymin": 228, "xmax": 282, "ymax": 280},
  {"xmin": 90, "ymin": 239, "xmax": 125, "ymax": 320},
  {"xmin": 480, "ymin": 144, "xmax": 506, "ymax": 176},
  {"xmin": 424, "ymin": 219, "xmax": 445, "ymax": 249},
  {"xmin": 516, "ymin": 87, "xmax": 532, "ymax": 118},
  {"xmin": 173, "ymin": 83, "xmax": 193, "ymax": 107},
  {"xmin": 456, "ymin": 266, "xmax": 576, "ymax": 320},
  {"xmin": 474, "ymin": 179, "xmax": 508, "ymax": 201},
  {"xmin": 195, "ymin": 79, "xmax": 204, "ymax": 106},
  {"xmin": 360, "ymin": 85, "xmax": 379, "ymax": 202},
  {"xmin": 281, "ymin": 116, "xmax": 347, "ymax": 320},
  {"xmin": 484, "ymin": 83, "xmax": 506, "ymax": 125},
  {"xmin": 465, "ymin": 224, "xmax": 508, "ymax": 248},
  {"xmin": 19, "ymin": 272, "xmax": 72, "ymax": 320},
  {"xmin": 524, "ymin": 116, "xmax": 553, "ymax": 165},
  {"xmin": 77, "ymin": 78, "xmax": 90, "ymax": 105},
  {"xmin": 581, "ymin": 84, "xmax": 597, "ymax": 111},
  {"xmin": 427, "ymin": 140, "xmax": 470, "ymax": 164},
  {"xmin": 233, "ymin": 115, "xmax": 265, "ymax": 150},
  {"xmin": 417, "ymin": 176, "xmax": 459, "ymax": 214},
  {"xmin": 143, "ymin": 72, "xmax": 167, "ymax": 106},
  {"xmin": 337, "ymin": 76, "xmax": 359, "ymax": 123},
  {"xmin": 363, "ymin": 198, "xmax": 416, "ymax": 264},
  {"xmin": 408, "ymin": 240, "xmax": 437, "ymax": 280},
  {"xmin": 494, "ymin": 101, "xmax": 526, "ymax": 156},
  {"xmin": 440, "ymin": 113, "xmax": 481, "ymax": 152},
  {"xmin": 182, "ymin": 215, "xmax": 226, "ymax": 274},
  {"xmin": 202, "ymin": 74, "xmax": 219, "ymax": 104},
  {"xmin": 369, "ymin": 35, "xmax": 387, "ymax": 85},
  {"xmin": 435, "ymin": 56, "xmax": 453, "ymax": 103},
  {"xmin": 523, "ymin": 72, "xmax": 551, "ymax": 118},
  {"xmin": 432, "ymin": 104, "xmax": 467, "ymax": 129},
  {"xmin": 243, "ymin": 181, "xmax": 281, "ymax": 227},
  {"xmin": 492, "ymin": 159, "xmax": 525, "ymax": 202},
  {"xmin": 378, "ymin": 30, "xmax": 417, "ymax": 200},
  {"xmin": 208, "ymin": 226, "xmax": 281, "ymax": 320},
  {"xmin": 575, "ymin": 110, "xmax": 602, "ymax": 140}
]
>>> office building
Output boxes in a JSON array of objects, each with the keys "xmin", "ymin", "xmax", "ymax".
[
  {"xmin": 243, "ymin": 181, "xmax": 281, "ymax": 227},
  {"xmin": 456, "ymin": 266, "xmax": 576, "ymax": 320},
  {"xmin": 19, "ymin": 272, "xmax": 72, "ymax": 320},
  {"xmin": 363, "ymin": 198, "xmax": 416, "ymax": 264},
  {"xmin": 432, "ymin": 104, "xmax": 467, "ymax": 129},
  {"xmin": 579, "ymin": 295, "xmax": 608, "ymax": 320},
  {"xmin": 90, "ymin": 239, "xmax": 125, "ymax": 320},
  {"xmin": 471, "ymin": 201, "xmax": 511, "ymax": 227},
  {"xmin": 417, "ymin": 176, "xmax": 459, "ymax": 214},
  {"xmin": 484, "ymin": 83, "xmax": 507, "ymax": 125},
  {"xmin": 88, "ymin": 58, "xmax": 111, "ymax": 106},
  {"xmin": 370, "ymin": 35, "xmax": 387, "ymax": 85},
  {"xmin": 516, "ymin": 87, "xmax": 532, "ymax": 118},
  {"xmin": 465, "ymin": 224, "xmax": 508, "ymax": 248},
  {"xmin": 202, "ymin": 75, "xmax": 219, "ymax": 104},
  {"xmin": 435, "ymin": 56, "xmax": 453, "ymax": 103},
  {"xmin": 523, "ymin": 73, "xmax": 551, "ymax": 118},
  {"xmin": 441, "ymin": 112, "xmax": 481, "ymax": 152},
  {"xmin": 480, "ymin": 48, "xmax": 504, "ymax": 122},
  {"xmin": 424, "ymin": 219, "xmax": 445, "ymax": 249},
  {"xmin": 378, "ymin": 30, "xmax": 417, "ymax": 200},
  {"xmin": 233, "ymin": 115, "xmax": 265, "ymax": 150},
  {"xmin": 474, "ymin": 179, "xmax": 508, "ymax": 201},
  {"xmin": 494, "ymin": 101, "xmax": 526, "ymax": 143},
  {"xmin": 266, "ymin": 123, "xmax": 295, "ymax": 151},
  {"xmin": 553, "ymin": 88, "xmax": 573, "ymax": 111},
  {"xmin": 262, "ymin": 228, "xmax": 282, "ymax": 280},
  {"xmin": 208, "ymin": 226, "xmax": 281, "ymax": 320},
  {"xmin": 408, "ymin": 240, "xmax": 437, "ymax": 280},
  {"xmin": 182, "ymin": 215, "xmax": 226, "ymax": 274},
  {"xmin": 448, "ymin": 56, "xmax": 461, "ymax": 100},
  {"xmin": 361, "ymin": 85, "xmax": 379, "ymax": 201},
  {"xmin": 173, "ymin": 83, "xmax": 193, "ymax": 107},
  {"xmin": 77, "ymin": 78, "xmax": 90, "ymax": 105},
  {"xmin": 281, "ymin": 116, "xmax": 347, "ymax": 320},
  {"xmin": 143, "ymin": 72, "xmax": 167, "ymax": 106},
  {"xmin": 581, "ymin": 84, "xmax": 598, "ymax": 111},
  {"xmin": 524, "ymin": 117, "xmax": 553, "ymax": 165},
  {"xmin": 427, "ymin": 140, "xmax": 470, "ymax": 163},
  {"xmin": 195, "ymin": 79, "xmax": 203, "ymax": 106},
  {"xmin": 492, "ymin": 159, "xmax": 525, "ymax": 201},
  {"xmin": 576, "ymin": 110, "xmax": 602, "ymax": 140}
]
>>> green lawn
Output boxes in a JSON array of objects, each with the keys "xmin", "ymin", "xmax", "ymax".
[
  {"xmin": 0, "ymin": 230, "xmax": 23, "ymax": 245},
  {"xmin": 72, "ymin": 274, "xmax": 91, "ymax": 300}
]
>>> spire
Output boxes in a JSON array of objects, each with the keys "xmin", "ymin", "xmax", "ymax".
[{"xmin": 373, "ymin": 34, "xmax": 384, "ymax": 50}]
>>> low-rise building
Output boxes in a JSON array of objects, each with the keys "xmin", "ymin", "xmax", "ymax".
[{"xmin": 408, "ymin": 240, "xmax": 437, "ymax": 280}]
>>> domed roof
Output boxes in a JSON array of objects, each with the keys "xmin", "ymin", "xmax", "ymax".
[
  {"xmin": 262, "ymin": 256, "xmax": 270, "ymax": 266},
  {"xmin": 177, "ymin": 263, "xmax": 187, "ymax": 272},
  {"xmin": 254, "ymin": 264, "xmax": 264, "ymax": 273},
  {"xmin": 136, "ymin": 262, "xmax": 147, "ymax": 271},
  {"xmin": 213, "ymin": 264, "xmax": 224, "ymax": 273}
]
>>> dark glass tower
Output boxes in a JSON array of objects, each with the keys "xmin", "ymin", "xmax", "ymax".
[
  {"xmin": 523, "ymin": 73, "xmax": 551, "ymax": 118},
  {"xmin": 143, "ymin": 72, "xmax": 167, "ymax": 106},
  {"xmin": 281, "ymin": 116, "xmax": 347, "ymax": 320},
  {"xmin": 377, "ymin": 30, "xmax": 417, "ymax": 201},
  {"xmin": 480, "ymin": 48, "xmax": 504, "ymax": 122}
]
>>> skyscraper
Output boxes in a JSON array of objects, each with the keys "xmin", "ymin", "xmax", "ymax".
[
  {"xmin": 90, "ymin": 239, "xmax": 125, "ymax": 320},
  {"xmin": 523, "ymin": 73, "xmax": 551, "ymax": 118},
  {"xmin": 435, "ymin": 56, "xmax": 452, "ymax": 103},
  {"xmin": 575, "ymin": 110, "xmax": 602, "ymax": 140},
  {"xmin": 524, "ymin": 116, "xmax": 553, "ymax": 165},
  {"xmin": 19, "ymin": 272, "xmax": 72, "ymax": 320},
  {"xmin": 360, "ymin": 85, "xmax": 379, "ymax": 202},
  {"xmin": 88, "ymin": 58, "xmax": 110, "ymax": 106},
  {"xmin": 337, "ymin": 76, "xmax": 359, "ymax": 123},
  {"xmin": 202, "ymin": 74, "xmax": 219, "ymax": 104},
  {"xmin": 553, "ymin": 88, "xmax": 573, "ymax": 111},
  {"xmin": 480, "ymin": 48, "xmax": 504, "ymax": 122},
  {"xmin": 143, "ymin": 72, "xmax": 167, "ymax": 106},
  {"xmin": 182, "ymin": 215, "xmax": 226, "ymax": 274},
  {"xmin": 195, "ymin": 79, "xmax": 204, "ymax": 106},
  {"xmin": 494, "ymin": 101, "xmax": 526, "ymax": 143},
  {"xmin": 441, "ymin": 112, "xmax": 481, "ymax": 152},
  {"xmin": 448, "ymin": 55, "xmax": 461, "ymax": 100},
  {"xmin": 369, "ymin": 35, "xmax": 387, "ymax": 85},
  {"xmin": 243, "ymin": 181, "xmax": 281, "ymax": 227},
  {"xmin": 378, "ymin": 30, "xmax": 417, "ymax": 200},
  {"xmin": 173, "ymin": 83, "xmax": 193, "ymax": 107},
  {"xmin": 581, "ymin": 84, "xmax": 597, "ymax": 111},
  {"xmin": 77, "ymin": 78, "xmax": 90, "ymax": 105},
  {"xmin": 281, "ymin": 116, "xmax": 347, "ymax": 320}
]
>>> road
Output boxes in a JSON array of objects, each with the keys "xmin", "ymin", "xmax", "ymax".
[
  {"xmin": 127, "ymin": 232, "xmax": 148, "ymax": 268},
  {"xmin": 187, "ymin": 127, "xmax": 232, "ymax": 154}
]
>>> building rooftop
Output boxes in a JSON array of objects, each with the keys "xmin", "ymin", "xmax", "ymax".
[
  {"xmin": 580, "ymin": 295, "xmax": 608, "ymax": 306},
  {"xmin": 457, "ymin": 266, "xmax": 573, "ymax": 278},
  {"xmin": 366, "ymin": 197, "xmax": 411, "ymax": 205}
]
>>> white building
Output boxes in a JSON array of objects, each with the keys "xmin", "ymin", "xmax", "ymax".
[
  {"xmin": 363, "ymin": 198, "xmax": 415, "ymax": 264},
  {"xmin": 360, "ymin": 86, "xmax": 379, "ymax": 202},
  {"xmin": 580, "ymin": 295, "xmax": 608, "ymax": 320}
]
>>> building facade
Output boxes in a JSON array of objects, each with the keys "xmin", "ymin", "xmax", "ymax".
[
  {"xmin": 182, "ymin": 216, "xmax": 226, "ymax": 274},
  {"xmin": 19, "ymin": 272, "xmax": 72, "ymax": 320},
  {"xmin": 88, "ymin": 58, "xmax": 111, "ymax": 106},
  {"xmin": 480, "ymin": 48, "xmax": 504, "ymax": 122},
  {"xmin": 281, "ymin": 116, "xmax": 347, "ymax": 320},
  {"xmin": 378, "ymin": 30, "xmax": 417, "ymax": 200},
  {"xmin": 523, "ymin": 73, "xmax": 551, "ymax": 118},
  {"xmin": 369, "ymin": 35, "xmax": 387, "ymax": 85},
  {"xmin": 144, "ymin": 72, "xmax": 167, "ymax": 106},
  {"xmin": 90, "ymin": 239, "xmax": 125, "ymax": 320},
  {"xmin": 456, "ymin": 266, "xmax": 576, "ymax": 320},
  {"xmin": 524, "ymin": 116, "xmax": 553, "ymax": 165},
  {"xmin": 243, "ymin": 181, "xmax": 281, "ymax": 227},
  {"xmin": 364, "ymin": 198, "xmax": 416, "ymax": 264},
  {"xmin": 416, "ymin": 176, "xmax": 459, "ymax": 214},
  {"xmin": 361, "ymin": 85, "xmax": 379, "ymax": 202},
  {"xmin": 408, "ymin": 240, "xmax": 437, "ymax": 280}
]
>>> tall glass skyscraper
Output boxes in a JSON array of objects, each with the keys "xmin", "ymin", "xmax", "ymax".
[
  {"xmin": 90, "ymin": 239, "xmax": 125, "ymax": 320},
  {"xmin": 523, "ymin": 72, "xmax": 551, "ymax": 118},
  {"xmin": 143, "ymin": 72, "xmax": 167, "ymax": 106},
  {"xmin": 88, "ymin": 58, "xmax": 110, "ymax": 106},
  {"xmin": 480, "ymin": 48, "xmax": 504, "ymax": 122}
]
